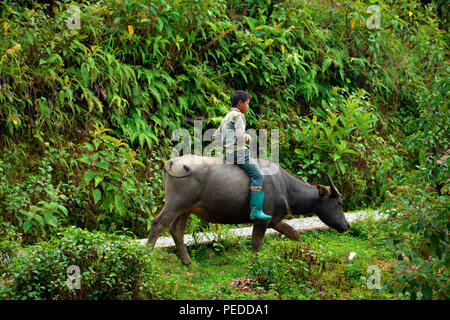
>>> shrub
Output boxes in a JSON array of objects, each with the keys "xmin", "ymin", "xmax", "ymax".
[
  {"xmin": 274, "ymin": 87, "xmax": 395, "ymax": 210},
  {"xmin": 379, "ymin": 164, "xmax": 449, "ymax": 300},
  {"xmin": 0, "ymin": 221, "xmax": 22, "ymax": 274},
  {"xmin": 69, "ymin": 124, "xmax": 155, "ymax": 236},
  {"xmin": 250, "ymin": 239, "xmax": 326, "ymax": 298},
  {"xmin": 0, "ymin": 123, "xmax": 165, "ymax": 243},
  {"xmin": 0, "ymin": 144, "xmax": 70, "ymax": 242},
  {"xmin": 346, "ymin": 220, "xmax": 373, "ymax": 240},
  {"xmin": 0, "ymin": 226, "xmax": 168, "ymax": 300},
  {"xmin": 1, "ymin": 0, "xmax": 448, "ymax": 234}
]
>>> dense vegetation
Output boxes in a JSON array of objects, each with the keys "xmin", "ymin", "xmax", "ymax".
[
  {"xmin": 0, "ymin": 220, "xmax": 407, "ymax": 300},
  {"xmin": 0, "ymin": 0, "xmax": 448, "ymax": 299}
]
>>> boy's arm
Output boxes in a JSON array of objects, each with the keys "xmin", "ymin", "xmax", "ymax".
[{"xmin": 234, "ymin": 114, "xmax": 251, "ymax": 141}]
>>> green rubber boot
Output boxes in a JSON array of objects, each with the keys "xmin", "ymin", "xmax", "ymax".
[{"xmin": 250, "ymin": 190, "xmax": 272, "ymax": 220}]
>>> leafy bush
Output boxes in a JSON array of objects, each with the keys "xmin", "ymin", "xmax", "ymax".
[
  {"xmin": 1, "ymin": 0, "xmax": 448, "ymax": 216},
  {"xmin": 1, "ymin": 0, "xmax": 446, "ymax": 146},
  {"xmin": 250, "ymin": 239, "xmax": 326, "ymax": 298},
  {"xmin": 379, "ymin": 164, "xmax": 449, "ymax": 300},
  {"xmin": 346, "ymin": 219, "xmax": 375, "ymax": 240},
  {"xmin": 0, "ymin": 221, "xmax": 22, "ymax": 274},
  {"xmin": 70, "ymin": 124, "xmax": 153, "ymax": 235},
  {"xmin": 272, "ymin": 87, "xmax": 395, "ymax": 210},
  {"xmin": 0, "ymin": 142, "xmax": 70, "ymax": 242},
  {"xmin": 0, "ymin": 0, "xmax": 448, "ymax": 300},
  {"xmin": 0, "ymin": 226, "xmax": 169, "ymax": 300},
  {"xmin": 0, "ymin": 123, "xmax": 166, "ymax": 243}
]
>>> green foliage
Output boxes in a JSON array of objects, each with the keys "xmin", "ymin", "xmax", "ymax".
[
  {"xmin": 0, "ymin": 0, "xmax": 448, "ymax": 300},
  {"xmin": 294, "ymin": 88, "xmax": 379, "ymax": 176},
  {"xmin": 0, "ymin": 222, "xmax": 22, "ymax": 274},
  {"xmin": 250, "ymin": 240, "xmax": 327, "ymax": 298},
  {"xmin": 379, "ymin": 164, "xmax": 449, "ymax": 300},
  {"xmin": 0, "ymin": 0, "xmax": 177, "ymax": 146},
  {"xmin": 0, "ymin": 140, "xmax": 71, "ymax": 241},
  {"xmin": 403, "ymin": 73, "xmax": 449, "ymax": 167},
  {"xmin": 1, "ymin": 0, "xmax": 444, "ymax": 146},
  {"xmin": 187, "ymin": 216, "xmax": 244, "ymax": 260},
  {"xmin": 112, "ymin": 107, "xmax": 158, "ymax": 150},
  {"xmin": 270, "ymin": 87, "xmax": 394, "ymax": 210},
  {"xmin": 0, "ymin": 124, "xmax": 164, "ymax": 243},
  {"xmin": 1, "ymin": 0, "xmax": 447, "ymax": 178},
  {"xmin": 346, "ymin": 219, "xmax": 372, "ymax": 240},
  {"xmin": 62, "ymin": 123, "xmax": 165, "ymax": 237},
  {"xmin": 75, "ymin": 124, "xmax": 147, "ymax": 229},
  {"xmin": 0, "ymin": 226, "xmax": 169, "ymax": 300},
  {"xmin": 144, "ymin": 221, "xmax": 398, "ymax": 300},
  {"xmin": 73, "ymin": 124, "xmax": 168, "ymax": 237}
]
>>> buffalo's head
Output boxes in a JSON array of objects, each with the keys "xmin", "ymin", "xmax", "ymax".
[{"xmin": 314, "ymin": 173, "xmax": 350, "ymax": 233}]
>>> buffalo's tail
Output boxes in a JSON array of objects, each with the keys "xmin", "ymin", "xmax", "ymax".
[{"xmin": 163, "ymin": 160, "xmax": 192, "ymax": 178}]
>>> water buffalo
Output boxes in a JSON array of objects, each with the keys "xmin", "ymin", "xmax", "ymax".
[{"xmin": 147, "ymin": 154, "xmax": 350, "ymax": 264}]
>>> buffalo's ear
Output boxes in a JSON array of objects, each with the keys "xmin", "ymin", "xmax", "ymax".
[{"xmin": 317, "ymin": 185, "xmax": 331, "ymax": 199}]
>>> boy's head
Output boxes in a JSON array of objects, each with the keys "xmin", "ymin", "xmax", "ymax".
[{"xmin": 230, "ymin": 90, "xmax": 251, "ymax": 114}]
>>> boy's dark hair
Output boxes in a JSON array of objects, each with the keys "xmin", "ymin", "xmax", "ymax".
[{"xmin": 230, "ymin": 90, "xmax": 251, "ymax": 107}]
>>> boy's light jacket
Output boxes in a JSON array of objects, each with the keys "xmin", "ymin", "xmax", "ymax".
[{"xmin": 213, "ymin": 107, "xmax": 248, "ymax": 153}]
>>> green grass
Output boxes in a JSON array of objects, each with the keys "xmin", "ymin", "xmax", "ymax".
[{"xmin": 149, "ymin": 220, "xmax": 400, "ymax": 300}]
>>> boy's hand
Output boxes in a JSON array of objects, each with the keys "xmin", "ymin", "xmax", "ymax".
[{"xmin": 244, "ymin": 133, "xmax": 252, "ymax": 142}]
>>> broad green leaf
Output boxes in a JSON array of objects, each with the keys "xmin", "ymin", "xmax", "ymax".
[
  {"xmin": 44, "ymin": 212, "xmax": 57, "ymax": 227},
  {"xmin": 342, "ymin": 148, "xmax": 358, "ymax": 155},
  {"xmin": 244, "ymin": 16, "xmax": 257, "ymax": 30},
  {"xmin": 94, "ymin": 176, "xmax": 104, "ymax": 187},
  {"xmin": 34, "ymin": 215, "xmax": 44, "ymax": 226},
  {"xmin": 265, "ymin": 38, "xmax": 274, "ymax": 47},
  {"xmin": 95, "ymin": 161, "xmax": 109, "ymax": 170},
  {"xmin": 47, "ymin": 55, "xmax": 58, "ymax": 64},
  {"xmin": 23, "ymin": 220, "xmax": 32, "ymax": 233},
  {"xmin": 93, "ymin": 189, "xmax": 101, "ymax": 204},
  {"xmin": 337, "ymin": 162, "xmax": 346, "ymax": 174},
  {"xmin": 133, "ymin": 160, "xmax": 146, "ymax": 168},
  {"xmin": 85, "ymin": 143, "xmax": 94, "ymax": 151},
  {"xmin": 322, "ymin": 58, "xmax": 333, "ymax": 73},
  {"xmin": 84, "ymin": 170, "xmax": 96, "ymax": 185},
  {"xmin": 115, "ymin": 194, "xmax": 123, "ymax": 213},
  {"xmin": 58, "ymin": 205, "xmax": 68, "ymax": 216}
]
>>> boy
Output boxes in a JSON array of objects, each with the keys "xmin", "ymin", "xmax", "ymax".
[{"xmin": 213, "ymin": 90, "xmax": 271, "ymax": 220}]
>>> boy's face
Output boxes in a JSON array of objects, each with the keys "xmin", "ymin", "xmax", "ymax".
[{"xmin": 236, "ymin": 99, "xmax": 250, "ymax": 114}]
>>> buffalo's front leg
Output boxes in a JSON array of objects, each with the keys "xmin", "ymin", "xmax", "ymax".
[
  {"xmin": 169, "ymin": 212, "xmax": 191, "ymax": 265},
  {"xmin": 271, "ymin": 221, "xmax": 300, "ymax": 242},
  {"xmin": 251, "ymin": 221, "xmax": 269, "ymax": 252}
]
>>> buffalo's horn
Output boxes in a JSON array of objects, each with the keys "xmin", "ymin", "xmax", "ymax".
[{"xmin": 326, "ymin": 173, "xmax": 341, "ymax": 197}]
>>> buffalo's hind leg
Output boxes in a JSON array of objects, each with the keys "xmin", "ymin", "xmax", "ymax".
[
  {"xmin": 147, "ymin": 204, "xmax": 185, "ymax": 248},
  {"xmin": 169, "ymin": 212, "xmax": 191, "ymax": 265}
]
